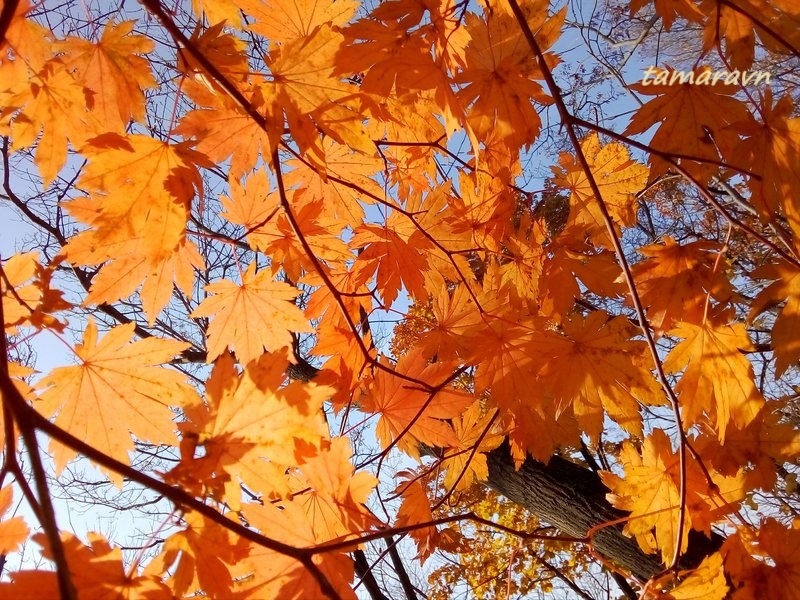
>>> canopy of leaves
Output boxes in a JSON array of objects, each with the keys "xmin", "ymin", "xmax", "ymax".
[{"xmin": 1, "ymin": 0, "xmax": 800, "ymax": 598}]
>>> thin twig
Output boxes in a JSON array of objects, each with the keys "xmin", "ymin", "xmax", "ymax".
[{"xmin": 504, "ymin": 0, "xmax": 689, "ymax": 573}]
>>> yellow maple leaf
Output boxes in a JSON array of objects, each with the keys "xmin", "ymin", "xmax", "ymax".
[
  {"xmin": 659, "ymin": 552, "xmax": 728, "ymax": 600},
  {"xmin": 602, "ymin": 430, "xmax": 746, "ymax": 566}
]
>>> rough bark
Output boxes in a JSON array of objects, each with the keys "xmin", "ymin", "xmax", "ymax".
[{"xmin": 486, "ymin": 442, "xmax": 723, "ymax": 581}]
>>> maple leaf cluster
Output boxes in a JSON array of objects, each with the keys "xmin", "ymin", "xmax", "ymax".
[{"xmin": 1, "ymin": 0, "xmax": 800, "ymax": 598}]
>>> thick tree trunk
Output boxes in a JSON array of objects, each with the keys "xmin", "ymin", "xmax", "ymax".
[{"xmin": 485, "ymin": 443, "xmax": 723, "ymax": 582}]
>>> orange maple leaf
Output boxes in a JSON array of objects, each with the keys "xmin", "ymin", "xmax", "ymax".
[
  {"xmin": 284, "ymin": 137, "xmax": 385, "ymax": 222},
  {"xmin": 63, "ymin": 133, "xmax": 210, "ymax": 321},
  {"xmin": 243, "ymin": 0, "xmax": 359, "ymax": 44},
  {"xmin": 699, "ymin": 1, "xmax": 800, "ymax": 71},
  {"xmin": 651, "ymin": 551, "xmax": 728, "ymax": 600},
  {"xmin": 454, "ymin": 0, "xmax": 563, "ymax": 151},
  {"xmin": 449, "ymin": 171, "xmax": 517, "ymax": 247},
  {"xmin": 749, "ymin": 259, "xmax": 800, "ymax": 377},
  {"xmin": 439, "ymin": 402, "xmax": 503, "ymax": 491},
  {"xmin": 695, "ymin": 403, "xmax": 800, "ymax": 490},
  {"xmin": 0, "ymin": 1, "xmax": 53, "ymax": 73},
  {"xmin": 222, "ymin": 174, "xmax": 351, "ymax": 280},
  {"xmin": 4, "ymin": 60, "xmax": 93, "ymax": 185},
  {"xmin": 625, "ymin": 67, "xmax": 751, "ymax": 181},
  {"xmin": 664, "ymin": 319, "xmax": 764, "ymax": 440},
  {"xmin": 728, "ymin": 92, "xmax": 800, "ymax": 251},
  {"xmin": 0, "ymin": 486, "xmax": 28, "ymax": 555},
  {"xmin": 1, "ymin": 532, "xmax": 172, "ymax": 598},
  {"xmin": 700, "ymin": 2, "xmax": 756, "ymax": 70},
  {"xmin": 147, "ymin": 511, "xmax": 250, "ymax": 598},
  {"xmin": 289, "ymin": 437, "xmax": 378, "ymax": 542},
  {"xmin": 242, "ymin": 499, "xmax": 359, "ymax": 599},
  {"xmin": 394, "ymin": 474, "xmax": 462, "ymax": 562},
  {"xmin": 176, "ymin": 92, "xmax": 280, "ymax": 179},
  {"xmin": 223, "ymin": 170, "xmax": 342, "ymax": 280},
  {"xmin": 403, "ymin": 184, "xmax": 475, "ymax": 290},
  {"xmin": 632, "ymin": 237, "xmax": 736, "ymax": 333},
  {"xmin": 264, "ymin": 23, "xmax": 372, "ymax": 158},
  {"xmin": 350, "ymin": 217, "xmax": 431, "ymax": 306},
  {"xmin": 36, "ymin": 319, "xmax": 196, "ymax": 483},
  {"xmin": 189, "ymin": 0, "xmax": 244, "ymax": 25},
  {"xmin": 1, "ymin": 252, "xmax": 68, "ymax": 334},
  {"xmin": 362, "ymin": 350, "xmax": 472, "ymax": 458},
  {"xmin": 539, "ymin": 245, "xmax": 625, "ymax": 318},
  {"xmin": 168, "ymin": 351, "xmax": 330, "ymax": 506},
  {"xmin": 174, "ymin": 21, "xmax": 252, "ymax": 105},
  {"xmin": 538, "ymin": 311, "xmax": 663, "ymax": 440},
  {"xmin": 56, "ymin": 21, "xmax": 156, "ymax": 131},
  {"xmin": 415, "ymin": 283, "xmax": 482, "ymax": 361},
  {"xmin": 337, "ymin": 4, "xmax": 464, "ymax": 138},
  {"xmin": 470, "ymin": 312, "xmax": 548, "ymax": 418},
  {"xmin": 192, "ymin": 263, "xmax": 312, "ymax": 365},
  {"xmin": 220, "ymin": 167, "xmax": 279, "ymax": 241},
  {"xmin": 631, "ymin": 0, "xmax": 703, "ymax": 30},
  {"xmin": 721, "ymin": 519, "xmax": 800, "ymax": 599},
  {"xmin": 552, "ymin": 133, "xmax": 648, "ymax": 247}
]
